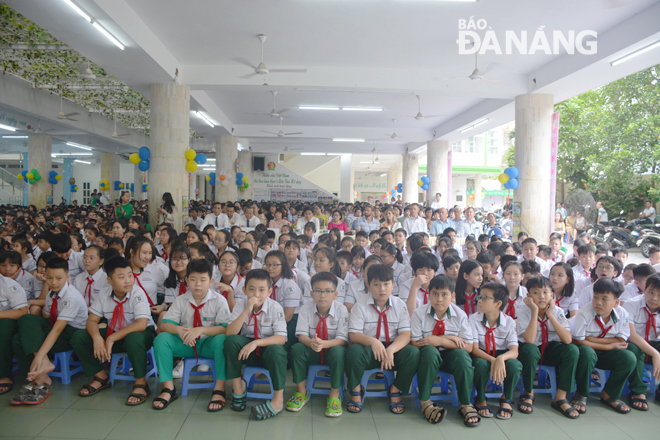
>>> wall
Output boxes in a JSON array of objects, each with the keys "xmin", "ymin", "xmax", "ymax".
[{"xmin": 305, "ymin": 157, "xmax": 340, "ymax": 196}]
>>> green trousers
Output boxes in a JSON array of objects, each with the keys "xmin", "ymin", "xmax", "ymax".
[
  {"xmin": 627, "ymin": 341, "xmax": 660, "ymax": 395},
  {"xmin": 153, "ymin": 332, "xmax": 227, "ymax": 382},
  {"xmin": 472, "ymin": 350, "xmax": 522, "ymax": 401},
  {"xmin": 289, "ymin": 343, "xmax": 345, "ymax": 389},
  {"xmin": 224, "ymin": 334, "xmax": 287, "ymax": 390},
  {"xmin": 285, "ymin": 314, "xmax": 299, "ymax": 352},
  {"xmin": 0, "ymin": 319, "xmax": 19, "ymax": 377},
  {"xmin": 70, "ymin": 327, "xmax": 156, "ymax": 379},
  {"xmin": 11, "ymin": 314, "xmax": 79, "ymax": 376},
  {"xmin": 576, "ymin": 345, "xmax": 636, "ymax": 399},
  {"xmin": 345, "ymin": 343, "xmax": 419, "ymax": 394},
  {"xmin": 518, "ymin": 342, "xmax": 579, "ymax": 394},
  {"xmin": 417, "ymin": 346, "xmax": 473, "ymax": 404}
]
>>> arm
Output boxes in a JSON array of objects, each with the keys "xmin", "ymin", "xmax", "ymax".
[
  {"xmin": 0, "ymin": 306, "xmax": 27, "ymax": 320},
  {"xmin": 252, "ymin": 334, "xmax": 286, "ymax": 347},
  {"xmin": 411, "ymin": 335, "xmax": 473, "ymax": 351},
  {"xmin": 35, "ymin": 319, "xmax": 68, "ymax": 359},
  {"xmin": 386, "ymin": 330, "xmax": 411, "ymax": 354},
  {"xmin": 522, "ymin": 302, "xmax": 539, "ymax": 344},
  {"xmin": 284, "ymin": 306, "xmax": 295, "ymax": 323},
  {"xmin": 572, "ymin": 337, "xmax": 622, "ymax": 351},
  {"xmin": 628, "ymin": 324, "xmax": 660, "ymax": 379},
  {"xmin": 107, "ymin": 317, "xmax": 148, "ymax": 342},
  {"xmin": 226, "ymin": 298, "xmax": 256, "ymax": 336},
  {"xmin": 545, "ymin": 305, "xmax": 573, "ymax": 344}
]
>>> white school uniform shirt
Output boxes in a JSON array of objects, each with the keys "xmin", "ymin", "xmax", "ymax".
[
  {"xmin": 44, "ymin": 283, "xmax": 88, "ymax": 329},
  {"xmin": 230, "ymin": 297, "xmax": 287, "ymax": 340},
  {"xmin": 296, "ymin": 217, "xmax": 320, "ymax": 233},
  {"xmin": 469, "ymin": 312, "xmax": 518, "ymax": 352},
  {"xmin": 271, "ymin": 277, "xmax": 303, "ymax": 313},
  {"xmin": 292, "ymin": 258, "xmax": 309, "ymax": 275},
  {"xmin": 22, "ymin": 255, "xmax": 37, "ymax": 273},
  {"xmin": 518, "ymin": 255, "xmax": 550, "ymax": 273},
  {"xmin": 218, "ymin": 273, "xmax": 245, "ymax": 301},
  {"xmin": 620, "ymin": 283, "xmax": 644, "ymax": 303},
  {"xmin": 345, "ymin": 279, "xmax": 370, "ymax": 305},
  {"xmin": 90, "ymin": 286, "xmax": 155, "ymax": 330},
  {"xmin": 295, "ymin": 300, "xmax": 349, "ymax": 342},
  {"xmin": 516, "ymin": 304, "xmax": 570, "ymax": 346},
  {"xmin": 572, "ymin": 265, "xmax": 592, "ymax": 283},
  {"xmin": 303, "ymin": 275, "xmax": 346, "ymax": 305},
  {"xmin": 349, "ymin": 294, "xmax": 411, "ymax": 343},
  {"xmin": 133, "ymin": 262, "xmax": 169, "ymax": 306},
  {"xmin": 291, "ymin": 265, "xmax": 310, "ymax": 295},
  {"xmin": 397, "ymin": 278, "xmax": 431, "ymax": 308},
  {"xmin": 14, "ymin": 269, "xmax": 35, "ymax": 301},
  {"xmin": 555, "ymin": 291, "xmax": 579, "ymax": 318},
  {"xmin": 622, "ymin": 296, "xmax": 660, "ymax": 342},
  {"xmin": 201, "ymin": 213, "xmax": 230, "ymax": 230},
  {"xmin": 570, "ymin": 303, "xmax": 631, "ymax": 341},
  {"xmin": 505, "ymin": 285, "xmax": 528, "ymax": 317},
  {"xmin": 343, "ymin": 270, "xmax": 358, "ymax": 287},
  {"xmin": 573, "ymin": 277, "xmax": 592, "ymax": 299},
  {"xmin": 403, "ymin": 216, "xmax": 428, "ymax": 235},
  {"xmin": 578, "ymin": 279, "xmax": 624, "ymax": 309},
  {"xmin": 33, "ymin": 245, "xmax": 43, "ymax": 261},
  {"xmin": 389, "ymin": 260, "xmax": 407, "ymax": 296},
  {"xmin": 410, "ymin": 302, "xmax": 474, "ymax": 350},
  {"xmin": 163, "ymin": 290, "xmax": 231, "ymax": 338},
  {"xmin": 73, "ymin": 269, "xmax": 109, "ymax": 307},
  {"xmin": 256, "ymin": 248, "xmax": 268, "ymax": 264},
  {"xmin": 186, "ymin": 217, "xmax": 204, "ymax": 230},
  {"xmin": 163, "ymin": 278, "xmax": 186, "ymax": 305},
  {"xmin": 67, "ymin": 251, "xmax": 85, "ymax": 283},
  {"xmin": 0, "ymin": 274, "xmax": 27, "ymax": 311}
]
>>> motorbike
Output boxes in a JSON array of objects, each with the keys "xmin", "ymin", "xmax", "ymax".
[
  {"xmin": 587, "ymin": 223, "xmax": 608, "ymax": 244},
  {"xmin": 638, "ymin": 227, "xmax": 660, "ymax": 258}
]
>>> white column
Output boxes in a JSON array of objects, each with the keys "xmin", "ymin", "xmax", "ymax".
[
  {"xmin": 133, "ymin": 163, "xmax": 144, "ymax": 201},
  {"xmin": 27, "ymin": 134, "xmax": 52, "ymax": 209},
  {"xmin": 216, "ymin": 135, "xmax": 238, "ymax": 202},
  {"xmin": 426, "ymin": 140, "xmax": 450, "ymax": 208},
  {"xmin": 148, "ymin": 83, "xmax": 190, "ymax": 231},
  {"xmin": 238, "ymin": 150, "xmax": 253, "ymax": 200},
  {"xmin": 514, "ymin": 93, "xmax": 554, "ymax": 242},
  {"xmin": 394, "ymin": 159, "xmax": 403, "ymax": 202},
  {"xmin": 340, "ymin": 155, "xmax": 353, "ymax": 202},
  {"xmin": 402, "ymin": 153, "xmax": 419, "ymax": 204},
  {"xmin": 386, "ymin": 169, "xmax": 396, "ymax": 197},
  {"xmin": 474, "ymin": 173, "xmax": 483, "ymax": 208}
]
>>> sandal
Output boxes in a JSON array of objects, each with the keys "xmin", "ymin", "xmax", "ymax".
[
  {"xmin": 285, "ymin": 391, "xmax": 309, "ymax": 412},
  {"xmin": 152, "ymin": 386, "xmax": 178, "ymax": 410},
  {"xmin": 79, "ymin": 375, "xmax": 111, "ymax": 397},
  {"xmin": 10, "ymin": 382, "xmax": 51, "ymax": 406},
  {"xmin": 0, "ymin": 381, "xmax": 13, "ymax": 395},
  {"xmin": 126, "ymin": 383, "xmax": 151, "ymax": 406},
  {"xmin": 600, "ymin": 396, "xmax": 630, "ymax": 414},
  {"xmin": 230, "ymin": 379, "xmax": 248, "ymax": 412},
  {"xmin": 518, "ymin": 393, "xmax": 535, "ymax": 414},
  {"xmin": 628, "ymin": 394, "xmax": 648, "ymax": 412},
  {"xmin": 458, "ymin": 405, "xmax": 481, "ymax": 427},
  {"xmin": 207, "ymin": 390, "xmax": 226, "ymax": 412},
  {"xmin": 496, "ymin": 398, "xmax": 515, "ymax": 420},
  {"xmin": 475, "ymin": 404, "xmax": 494, "ymax": 418},
  {"xmin": 551, "ymin": 398, "xmax": 580, "ymax": 419},
  {"xmin": 388, "ymin": 385, "xmax": 405, "ymax": 414},
  {"xmin": 422, "ymin": 402, "xmax": 447, "ymax": 424},
  {"xmin": 347, "ymin": 385, "xmax": 365, "ymax": 414},
  {"xmin": 251, "ymin": 401, "xmax": 282, "ymax": 420},
  {"xmin": 571, "ymin": 395, "xmax": 588, "ymax": 414}
]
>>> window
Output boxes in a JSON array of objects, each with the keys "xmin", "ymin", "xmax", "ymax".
[
  {"xmin": 456, "ymin": 195, "xmax": 463, "ymax": 202},
  {"xmin": 123, "ymin": 182, "xmax": 133, "ymax": 197},
  {"xmin": 83, "ymin": 182, "xmax": 90, "ymax": 204},
  {"xmin": 488, "ymin": 130, "xmax": 502, "ymax": 155}
]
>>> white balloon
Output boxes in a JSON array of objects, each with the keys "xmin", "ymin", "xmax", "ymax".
[{"xmin": 221, "ymin": 180, "xmax": 229, "ymax": 187}]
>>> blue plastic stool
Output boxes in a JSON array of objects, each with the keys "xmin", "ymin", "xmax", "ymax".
[
  {"xmin": 305, "ymin": 364, "xmax": 345, "ymax": 401},
  {"xmin": 623, "ymin": 364, "xmax": 655, "ymax": 396},
  {"xmin": 181, "ymin": 357, "xmax": 216, "ymax": 396},
  {"xmin": 411, "ymin": 371, "xmax": 459, "ymax": 408},
  {"xmin": 12, "ymin": 358, "xmax": 18, "ymax": 373},
  {"xmin": 360, "ymin": 368, "xmax": 395, "ymax": 401},
  {"xmin": 488, "ymin": 228, "xmax": 504, "ymax": 238},
  {"xmin": 243, "ymin": 366, "xmax": 274, "ymax": 399},
  {"xmin": 517, "ymin": 365, "xmax": 558, "ymax": 399},
  {"xmin": 109, "ymin": 347, "xmax": 158, "ymax": 385},
  {"xmin": 48, "ymin": 350, "xmax": 83, "ymax": 385},
  {"xmin": 589, "ymin": 368, "xmax": 610, "ymax": 394}
]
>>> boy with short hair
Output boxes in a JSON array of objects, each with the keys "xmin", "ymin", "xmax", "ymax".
[
  {"xmin": 570, "ymin": 278, "xmax": 637, "ymax": 414},
  {"xmin": 0, "ymin": 250, "xmax": 35, "ymax": 301},
  {"xmin": 648, "ymin": 246, "xmax": 660, "ymax": 268},
  {"xmin": 470, "ymin": 282, "xmax": 522, "ymax": 419},
  {"xmin": 621, "ymin": 263, "xmax": 636, "ymax": 286},
  {"xmin": 225, "ymin": 269, "xmax": 288, "ymax": 420},
  {"xmin": 621, "ymin": 264, "xmax": 656, "ymax": 303},
  {"xmin": 0, "ymin": 274, "xmax": 28, "ymax": 395},
  {"xmin": 354, "ymin": 231, "xmax": 372, "ymax": 257},
  {"xmin": 346, "ymin": 264, "xmax": 419, "ymax": 415},
  {"xmin": 10, "ymin": 258, "xmax": 88, "ymax": 405},
  {"xmin": 48, "ymin": 233, "xmax": 84, "ymax": 282},
  {"xmin": 572, "ymin": 244, "xmax": 595, "ymax": 283},
  {"xmin": 70, "ymin": 257, "xmax": 157, "ymax": 405},
  {"xmin": 521, "ymin": 260, "xmax": 540, "ymax": 287},
  {"xmin": 476, "ymin": 251, "xmax": 497, "ymax": 283},
  {"xmin": 577, "ymin": 256, "xmax": 622, "ymax": 308},
  {"xmin": 400, "ymin": 251, "xmax": 440, "ymax": 314},
  {"xmin": 337, "ymin": 250, "xmax": 357, "ymax": 285},
  {"xmin": 518, "ymin": 238, "xmax": 549, "ymax": 272},
  {"xmin": 287, "ymin": 272, "xmax": 348, "ymax": 417}
]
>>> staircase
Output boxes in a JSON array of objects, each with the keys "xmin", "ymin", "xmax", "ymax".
[{"xmin": 0, "ymin": 167, "xmax": 25, "ymax": 205}]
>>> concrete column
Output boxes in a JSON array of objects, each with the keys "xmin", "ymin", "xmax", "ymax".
[
  {"xmin": 238, "ymin": 150, "xmax": 253, "ymax": 200},
  {"xmin": 394, "ymin": 160, "xmax": 403, "ymax": 202},
  {"xmin": 340, "ymin": 155, "xmax": 353, "ymax": 203},
  {"xmin": 27, "ymin": 134, "xmax": 52, "ymax": 209},
  {"xmin": 386, "ymin": 169, "xmax": 396, "ymax": 196},
  {"xmin": 216, "ymin": 136, "xmax": 238, "ymax": 202},
  {"xmin": 350, "ymin": 166, "xmax": 355, "ymax": 202},
  {"xmin": 22, "ymin": 153, "xmax": 28, "ymax": 206},
  {"xmin": 62, "ymin": 158, "xmax": 73, "ymax": 203},
  {"xmin": 100, "ymin": 152, "xmax": 120, "ymax": 202},
  {"xmin": 514, "ymin": 93, "xmax": 554, "ymax": 242},
  {"xmin": 188, "ymin": 171, "xmax": 197, "ymax": 202},
  {"xmin": 402, "ymin": 153, "xmax": 419, "ymax": 204},
  {"xmin": 426, "ymin": 140, "xmax": 450, "ymax": 208},
  {"xmin": 148, "ymin": 83, "xmax": 190, "ymax": 231},
  {"xmin": 474, "ymin": 173, "xmax": 483, "ymax": 208},
  {"xmin": 133, "ymin": 165, "xmax": 144, "ymax": 201}
]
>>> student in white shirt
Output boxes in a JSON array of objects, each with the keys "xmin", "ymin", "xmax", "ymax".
[
  {"xmin": 126, "ymin": 237, "xmax": 169, "ymax": 307},
  {"xmin": 49, "ymin": 234, "xmax": 85, "ymax": 283},
  {"xmin": 0, "ymin": 273, "xmax": 27, "ymax": 393},
  {"xmin": 621, "ymin": 264, "xmax": 656, "ymax": 303},
  {"xmin": 501, "ymin": 261, "xmax": 527, "ymax": 319},
  {"xmin": 302, "ymin": 247, "xmax": 346, "ymax": 305},
  {"xmin": 549, "ymin": 262, "xmax": 579, "ymax": 319},
  {"xmin": 572, "ymin": 244, "xmax": 595, "ymax": 284},
  {"xmin": 344, "ymin": 255, "xmax": 383, "ymax": 312},
  {"xmin": 577, "ymin": 256, "xmax": 622, "ymax": 309},
  {"xmin": 73, "ymin": 245, "xmax": 110, "ymax": 307},
  {"xmin": 264, "ymin": 251, "xmax": 302, "ymax": 350}
]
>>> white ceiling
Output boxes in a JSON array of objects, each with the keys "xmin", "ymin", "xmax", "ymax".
[{"xmin": 4, "ymin": 0, "xmax": 660, "ymax": 170}]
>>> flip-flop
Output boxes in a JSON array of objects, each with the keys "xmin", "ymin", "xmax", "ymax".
[{"xmin": 152, "ymin": 386, "xmax": 178, "ymax": 410}]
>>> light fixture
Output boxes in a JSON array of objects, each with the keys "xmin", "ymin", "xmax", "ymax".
[
  {"xmin": 63, "ymin": 0, "xmax": 125, "ymax": 50},
  {"xmin": 299, "ymin": 106, "xmax": 340, "ymax": 111},
  {"xmin": 2, "ymin": 135, "xmax": 27, "ymax": 138},
  {"xmin": 0, "ymin": 124, "xmax": 17, "ymax": 132},
  {"xmin": 611, "ymin": 40, "xmax": 660, "ymax": 66},
  {"xmin": 51, "ymin": 153, "xmax": 93, "ymax": 156},
  {"xmin": 66, "ymin": 142, "xmax": 92, "ymax": 150},
  {"xmin": 301, "ymin": 152, "xmax": 326, "ymax": 155},
  {"xmin": 459, "ymin": 118, "xmax": 489, "ymax": 133},
  {"xmin": 74, "ymin": 160, "xmax": 91, "ymax": 164},
  {"xmin": 333, "ymin": 138, "xmax": 365, "ymax": 142},
  {"xmin": 341, "ymin": 107, "xmax": 383, "ymax": 112},
  {"xmin": 326, "ymin": 153, "xmax": 348, "ymax": 156},
  {"xmin": 380, "ymin": 173, "xmax": 387, "ymax": 177},
  {"xmin": 359, "ymin": 161, "xmax": 378, "ymax": 164},
  {"xmin": 196, "ymin": 111, "xmax": 215, "ymax": 127}
]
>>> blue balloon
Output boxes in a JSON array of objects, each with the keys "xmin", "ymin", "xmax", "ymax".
[
  {"xmin": 397, "ymin": 188, "xmax": 402, "ymax": 193},
  {"xmin": 504, "ymin": 167, "xmax": 519, "ymax": 179},
  {"xmin": 20, "ymin": 170, "xmax": 27, "ymax": 177},
  {"xmin": 236, "ymin": 178, "xmax": 243, "ymax": 186},
  {"xmin": 503, "ymin": 181, "xmax": 510, "ymax": 189},
  {"xmin": 138, "ymin": 160, "xmax": 149, "ymax": 172},
  {"xmin": 421, "ymin": 183, "xmax": 429, "ymax": 191},
  {"xmin": 142, "ymin": 184, "xmax": 148, "ymax": 191},
  {"xmin": 209, "ymin": 172, "xmax": 216, "ymax": 181},
  {"xmin": 236, "ymin": 172, "xmax": 244, "ymax": 179},
  {"xmin": 507, "ymin": 178, "xmax": 519, "ymax": 189},
  {"xmin": 421, "ymin": 176, "xmax": 429, "ymax": 184},
  {"xmin": 23, "ymin": 177, "xmax": 27, "ymax": 182},
  {"xmin": 48, "ymin": 177, "xmax": 56, "ymax": 184},
  {"xmin": 139, "ymin": 146, "xmax": 150, "ymax": 160},
  {"xmin": 195, "ymin": 154, "xmax": 207, "ymax": 165},
  {"xmin": 49, "ymin": 171, "xmax": 57, "ymax": 177}
]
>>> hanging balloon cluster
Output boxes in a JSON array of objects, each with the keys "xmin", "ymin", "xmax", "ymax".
[
  {"xmin": 114, "ymin": 181, "xmax": 125, "ymax": 190},
  {"xmin": 99, "ymin": 180, "xmax": 111, "ymax": 191},
  {"xmin": 142, "ymin": 184, "xmax": 149, "ymax": 192},
  {"xmin": 216, "ymin": 171, "xmax": 230, "ymax": 187},
  {"xmin": 184, "ymin": 149, "xmax": 207, "ymax": 172},
  {"xmin": 47, "ymin": 171, "xmax": 62, "ymax": 185},
  {"xmin": 205, "ymin": 172, "xmax": 217, "ymax": 187},
  {"xmin": 396, "ymin": 183, "xmax": 402, "ymax": 194},
  {"xmin": 20, "ymin": 169, "xmax": 43, "ymax": 185},
  {"xmin": 129, "ymin": 146, "xmax": 151, "ymax": 172},
  {"xmin": 70, "ymin": 178, "xmax": 79, "ymax": 193},
  {"xmin": 236, "ymin": 172, "xmax": 249, "ymax": 191},
  {"xmin": 417, "ymin": 176, "xmax": 430, "ymax": 191},
  {"xmin": 498, "ymin": 167, "xmax": 520, "ymax": 190}
]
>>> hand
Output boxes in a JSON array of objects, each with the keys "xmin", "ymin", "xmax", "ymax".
[
  {"xmin": 370, "ymin": 339, "xmax": 387, "ymax": 363},
  {"xmin": 181, "ymin": 327, "xmax": 202, "ymax": 346},
  {"xmin": 28, "ymin": 353, "xmax": 47, "ymax": 377},
  {"xmin": 310, "ymin": 334, "xmax": 324, "ymax": 352},
  {"xmin": 35, "ymin": 272, "xmax": 46, "ymax": 282},
  {"xmin": 238, "ymin": 340, "xmax": 258, "ymax": 360},
  {"xmin": 154, "ymin": 230, "xmax": 161, "ymax": 241},
  {"xmin": 490, "ymin": 357, "xmax": 507, "ymax": 385},
  {"xmin": 93, "ymin": 336, "xmax": 109, "ymax": 362},
  {"xmin": 104, "ymin": 338, "xmax": 115, "ymax": 361},
  {"xmin": 381, "ymin": 346, "xmax": 395, "ymax": 371},
  {"xmin": 245, "ymin": 296, "xmax": 259, "ymax": 314},
  {"xmin": 545, "ymin": 298, "xmax": 556, "ymax": 314},
  {"xmin": 445, "ymin": 335, "xmax": 467, "ymax": 349},
  {"xmin": 523, "ymin": 297, "xmax": 539, "ymax": 312},
  {"xmin": 416, "ymin": 336, "xmax": 442, "ymax": 348},
  {"xmin": 413, "ymin": 274, "xmax": 431, "ymax": 288},
  {"xmin": 651, "ymin": 353, "xmax": 660, "ymax": 380},
  {"xmin": 150, "ymin": 304, "xmax": 166, "ymax": 314},
  {"xmin": 615, "ymin": 341, "xmax": 629, "ymax": 350},
  {"xmin": 215, "ymin": 282, "xmax": 231, "ymax": 293}
]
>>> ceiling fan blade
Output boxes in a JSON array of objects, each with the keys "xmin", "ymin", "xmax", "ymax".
[
  {"xmin": 63, "ymin": 112, "xmax": 80, "ymax": 118},
  {"xmin": 276, "ymin": 109, "xmax": 290, "ymax": 115},
  {"xmin": 423, "ymin": 114, "xmax": 446, "ymax": 118},
  {"xmin": 284, "ymin": 132, "xmax": 303, "ymax": 136},
  {"xmin": 261, "ymin": 131, "xmax": 280, "ymax": 135},
  {"xmin": 269, "ymin": 68, "xmax": 307, "ymax": 74},
  {"xmin": 240, "ymin": 72, "xmax": 259, "ymax": 79},
  {"xmin": 394, "ymin": 114, "xmax": 417, "ymax": 118},
  {"xmin": 232, "ymin": 57, "xmax": 258, "ymax": 69},
  {"xmin": 434, "ymin": 76, "xmax": 468, "ymax": 81},
  {"xmin": 66, "ymin": 118, "xmax": 79, "ymax": 122},
  {"xmin": 245, "ymin": 112, "xmax": 270, "ymax": 116}
]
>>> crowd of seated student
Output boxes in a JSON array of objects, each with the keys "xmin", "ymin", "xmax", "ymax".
[{"xmin": 0, "ymin": 199, "xmax": 659, "ymax": 426}]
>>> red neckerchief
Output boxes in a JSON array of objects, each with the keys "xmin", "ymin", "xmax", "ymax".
[
  {"xmin": 178, "ymin": 280, "xmax": 187, "ymax": 296},
  {"xmin": 372, "ymin": 303, "xmax": 391, "ymax": 345},
  {"xmin": 643, "ymin": 307, "xmax": 658, "ymax": 341},
  {"xmin": 162, "ymin": 251, "xmax": 168, "ymax": 262},
  {"xmin": 316, "ymin": 311, "xmax": 330, "ymax": 363},
  {"xmin": 271, "ymin": 283, "xmax": 278, "ymax": 301},
  {"xmin": 84, "ymin": 276, "xmax": 94, "ymax": 307},
  {"xmin": 133, "ymin": 270, "xmax": 154, "ymax": 306},
  {"xmin": 464, "ymin": 289, "xmax": 477, "ymax": 315},
  {"xmin": 482, "ymin": 317, "xmax": 498, "ymax": 357},
  {"xmin": 505, "ymin": 291, "xmax": 519, "ymax": 319},
  {"xmin": 595, "ymin": 315, "xmax": 613, "ymax": 338},
  {"xmin": 106, "ymin": 295, "xmax": 129, "ymax": 339},
  {"xmin": 420, "ymin": 287, "xmax": 430, "ymax": 305},
  {"xmin": 351, "ymin": 268, "xmax": 359, "ymax": 279},
  {"xmin": 49, "ymin": 290, "xmax": 60, "ymax": 327},
  {"xmin": 432, "ymin": 317, "xmax": 445, "ymax": 336},
  {"xmin": 538, "ymin": 317, "xmax": 549, "ymax": 362},
  {"xmin": 190, "ymin": 301, "xmax": 205, "ymax": 363},
  {"xmin": 221, "ymin": 274, "xmax": 242, "ymax": 299},
  {"xmin": 248, "ymin": 310, "xmax": 264, "ymax": 355}
]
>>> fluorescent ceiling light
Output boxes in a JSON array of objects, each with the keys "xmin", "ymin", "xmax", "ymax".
[
  {"xmin": 63, "ymin": 0, "xmax": 91, "ymax": 21},
  {"xmin": 63, "ymin": 0, "xmax": 125, "ymax": 50},
  {"xmin": 299, "ymin": 106, "xmax": 340, "ymax": 111},
  {"xmin": 359, "ymin": 161, "xmax": 380, "ymax": 164},
  {"xmin": 2, "ymin": 135, "xmax": 27, "ymax": 138},
  {"xmin": 380, "ymin": 173, "xmax": 387, "ymax": 177},
  {"xmin": 51, "ymin": 153, "xmax": 93, "ymax": 156},
  {"xmin": 74, "ymin": 160, "xmax": 91, "ymax": 164},
  {"xmin": 341, "ymin": 107, "xmax": 382, "ymax": 112},
  {"xmin": 326, "ymin": 153, "xmax": 348, "ymax": 156},
  {"xmin": 460, "ymin": 118, "xmax": 489, "ymax": 133},
  {"xmin": 66, "ymin": 142, "xmax": 92, "ymax": 150},
  {"xmin": 611, "ymin": 40, "xmax": 660, "ymax": 66},
  {"xmin": 301, "ymin": 153, "xmax": 326, "ymax": 155},
  {"xmin": 196, "ymin": 111, "xmax": 215, "ymax": 127},
  {"xmin": 0, "ymin": 124, "xmax": 17, "ymax": 132},
  {"xmin": 206, "ymin": 158, "xmax": 216, "ymax": 161},
  {"xmin": 333, "ymin": 138, "xmax": 365, "ymax": 142}
]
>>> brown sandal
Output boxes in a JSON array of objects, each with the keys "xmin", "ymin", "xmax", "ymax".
[
  {"xmin": 126, "ymin": 383, "xmax": 151, "ymax": 406},
  {"xmin": 79, "ymin": 376, "xmax": 111, "ymax": 397}
]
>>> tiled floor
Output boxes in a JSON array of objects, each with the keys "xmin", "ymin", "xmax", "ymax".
[{"xmin": 1, "ymin": 371, "xmax": 659, "ymax": 440}]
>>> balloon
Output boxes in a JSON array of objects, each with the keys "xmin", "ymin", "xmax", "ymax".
[
  {"xmin": 129, "ymin": 153, "xmax": 141, "ymax": 164},
  {"xmin": 49, "ymin": 171, "xmax": 57, "ymax": 177},
  {"xmin": 34, "ymin": 174, "xmax": 41, "ymax": 181},
  {"xmin": 206, "ymin": 176, "xmax": 211, "ymax": 182},
  {"xmin": 236, "ymin": 172, "xmax": 244, "ymax": 179},
  {"xmin": 421, "ymin": 176, "xmax": 429, "ymax": 184},
  {"xmin": 30, "ymin": 169, "xmax": 37, "ymax": 175},
  {"xmin": 48, "ymin": 177, "xmax": 56, "ymax": 184},
  {"xmin": 20, "ymin": 170, "xmax": 26, "ymax": 177},
  {"xmin": 74, "ymin": 186, "xmax": 78, "ymax": 191},
  {"xmin": 498, "ymin": 173, "xmax": 510, "ymax": 184},
  {"xmin": 503, "ymin": 182, "xmax": 510, "ymax": 189},
  {"xmin": 235, "ymin": 178, "xmax": 243, "ymax": 186},
  {"xmin": 195, "ymin": 154, "xmax": 207, "ymax": 165},
  {"xmin": 54, "ymin": 175, "xmax": 61, "ymax": 181},
  {"xmin": 185, "ymin": 150, "xmax": 196, "ymax": 161},
  {"xmin": 221, "ymin": 179, "xmax": 229, "ymax": 187},
  {"xmin": 26, "ymin": 173, "xmax": 34, "ymax": 179},
  {"xmin": 504, "ymin": 167, "xmax": 519, "ymax": 179},
  {"xmin": 145, "ymin": 186, "xmax": 149, "ymax": 191},
  {"xmin": 421, "ymin": 184, "xmax": 429, "ymax": 191},
  {"xmin": 243, "ymin": 183, "xmax": 249, "ymax": 189},
  {"xmin": 397, "ymin": 188, "xmax": 402, "ymax": 193},
  {"xmin": 219, "ymin": 174, "xmax": 226, "ymax": 181},
  {"xmin": 138, "ymin": 160, "xmax": 149, "ymax": 172},
  {"xmin": 242, "ymin": 176, "xmax": 248, "ymax": 183},
  {"xmin": 138, "ymin": 146, "xmax": 150, "ymax": 160},
  {"xmin": 186, "ymin": 161, "xmax": 198, "ymax": 172},
  {"xmin": 417, "ymin": 179, "xmax": 423, "ymax": 187},
  {"xmin": 119, "ymin": 183, "xmax": 124, "ymax": 188},
  {"xmin": 209, "ymin": 172, "xmax": 216, "ymax": 181},
  {"xmin": 507, "ymin": 178, "xmax": 519, "ymax": 189},
  {"xmin": 28, "ymin": 179, "xmax": 35, "ymax": 184}
]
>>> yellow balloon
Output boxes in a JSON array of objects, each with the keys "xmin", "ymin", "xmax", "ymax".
[
  {"xmin": 119, "ymin": 183, "xmax": 124, "ymax": 188},
  {"xmin": 129, "ymin": 153, "xmax": 141, "ymax": 164},
  {"xmin": 145, "ymin": 186, "xmax": 149, "ymax": 191},
  {"xmin": 55, "ymin": 175, "xmax": 62, "ymax": 181},
  {"xmin": 185, "ymin": 150, "xmax": 197, "ymax": 161},
  {"xmin": 417, "ymin": 179, "xmax": 423, "ymax": 187},
  {"xmin": 74, "ymin": 186, "xmax": 78, "ymax": 190},
  {"xmin": 186, "ymin": 160, "xmax": 198, "ymax": 172},
  {"xmin": 242, "ymin": 176, "xmax": 248, "ymax": 182},
  {"xmin": 26, "ymin": 173, "xmax": 34, "ymax": 179},
  {"xmin": 206, "ymin": 176, "xmax": 211, "ymax": 182},
  {"xmin": 498, "ymin": 173, "xmax": 510, "ymax": 184}
]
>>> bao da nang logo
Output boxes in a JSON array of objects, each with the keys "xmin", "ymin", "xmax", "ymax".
[{"xmin": 457, "ymin": 17, "xmax": 597, "ymax": 55}]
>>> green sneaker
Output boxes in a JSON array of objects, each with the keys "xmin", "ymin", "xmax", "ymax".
[
  {"xmin": 325, "ymin": 396, "xmax": 343, "ymax": 417},
  {"xmin": 285, "ymin": 392, "xmax": 309, "ymax": 412}
]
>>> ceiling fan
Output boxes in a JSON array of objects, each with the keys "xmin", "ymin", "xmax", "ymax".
[
  {"xmin": 57, "ymin": 95, "xmax": 79, "ymax": 121},
  {"xmin": 236, "ymin": 34, "xmax": 308, "ymax": 78},
  {"xmin": 30, "ymin": 119, "xmax": 55, "ymax": 134},
  {"xmin": 397, "ymin": 95, "xmax": 446, "ymax": 121},
  {"xmin": 435, "ymin": 42, "xmax": 501, "ymax": 84},
  {"xmin": 246, "ymin": 91, "xmax": 290, "ymax": 118},
  {"xmin": 261, "ymin": 116, "xmax": 303, "ymax": 137},
  {"xmin": 112, "ymin": 112, "xmax": 131, "ymax": 138},
  {"xmin": 383, "ymin": 119, "xmax": 415, "ymax": 140}
]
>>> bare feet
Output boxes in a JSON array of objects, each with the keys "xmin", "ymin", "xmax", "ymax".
[{"xmin": 27, "ymin": 357, "xmax": 55, "ymax": 383}]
